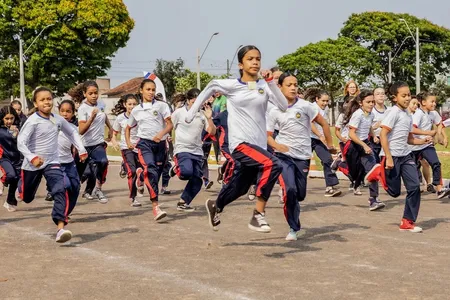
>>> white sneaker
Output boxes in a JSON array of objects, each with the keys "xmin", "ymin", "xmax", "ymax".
[
  {"xmin": 93, "ymin": 187, "xmax": 108, "ymax": 204},
  {"xmin": 130, "ymin": 198, "xmax": 142, "ymax": 207},
  {"xmin": 82, "ymin": 192, "xmax": 94, "ymax": 200},
  {"xmin": 353, "ymin": 187, "xmax": 362, "ymax": 196},
  {"xmin": 3, "ymin": 201, "xmax": 17, "ymax": 212},
  {"xmin": 153, "ymin": 206, "xmax": 167, "ymax": 221},
  {"xmin": 285, "ymin": 229, "xmax": 298, "ymax": 241},
  {"xmin": 0, "ymin": 181, "xmax": 3, "ymax": 196},
  {"xmin": 55, "ymin": 229, "xmax": 72, "ymax": 243}
]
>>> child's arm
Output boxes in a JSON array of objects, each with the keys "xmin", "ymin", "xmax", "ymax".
[
  {"xmin": 60, "ymin": 118, "xmax": 87, "ymax": 162},
  {"xmin": 105, "ymin": 116, "xmax": 113, "ymax": 142},
  {"xmin": 79, "ymin": 107, "xmax": 98, "ymax": 135},
  {"xmin": 17, "ymin": 119, "xmax": 42, "ymax": 167}
]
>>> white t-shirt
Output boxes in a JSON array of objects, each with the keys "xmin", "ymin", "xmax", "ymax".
[
  {"xmin": 112, "ymin": 113, "xmax": 139, "ymax": 151},
  {"xmin": 411, "ymin": 108, "xmax": 436, "ymax": 151},
  {"xmin": 268, "ymin": 99, "xmax": 319, "ymax": 160},
  {"xmin": 172, "ymin": 106, "xmax": 209, "ymax": 156},
  {"xmin": 380, "ymin": 105, "xmax": 413, "ymax": 157},
  {"xmin": 310, "ymin": 102, "xmax": 327, "ymax": 140},
  {"xmin": 372, "ymin": 105, "xmax": 388, "ymax": 137},
  {"xmin": 58, "ymin": 122, "xmax": 82, "ymax": 164},
  {"xmin": 335, "ymin": 113, "xmax": 349, "ymax": 140},
  {"xmin": 127, "ymin": 101, "xmax": 171, "ymax": 141},
  {"xmin": 348, "ymin": 109, "xmax": 374, "ymax": 141},
  {"xmin": 185, "ymin": 79, "xmax": 288, "ymax": 153},
  {"xmin": 78, "ymin": 102, "xmax": 107, "ymax": 147},
  {"xmin": 18, "ymin": 113, "xmax": 86, "ymax": 171}
]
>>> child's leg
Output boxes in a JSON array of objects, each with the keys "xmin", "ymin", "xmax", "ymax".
[
  {"xmin": 90, "ymin": 143, "xmax": 109, "ymax": 187},
  {"xmin": 137, "ymin": 140, "xmax": 160, "ymax": 201},
  {"xmin": 43, "ymin": 164, "xmax": 67, "ymax": 225},
  {"xmin": 400, "ymin": 155, "xmax": 421, "ymax": 222},
  {"xmin": 380, "ymin": 156, "xmax": 402, "ymax": 198},
  {"xmin": 122, "ymin": 149, "xmax": 138, "ymax": 199},
  {"xmin": 202, "ymin": 142, "xmax": 212, "ymax": 183},
  {"xmin": 62, "ymin": 162, "xmax": 80, "ymax": 216},
  {"xmin": 421, "ymin": 147, "xmax": 445, "ymax": 191},
  {"xmin": 19, "ymin": 169, "xmax": 43, "ymax": 203},
  {"xmin": 313, "ymin": 139, "xmax": 339, "ymax": 188},
  {"xmin": 180, "ymin": 154, "xmax": 203, "ymax": 205},
  {"xmin": 360, "ymin": 153, "xmax": 379, "ymax": 199},
  {"xmin": 161, "ymin": 160, "xmax": 171, "ymax": 188},
  {"xmin": 0, "ymin": 160, "xmax": 20, "ymax": 206},
  {"xmin": 277, "ymin": 155, "xmax": 300, "ymax": 232}
]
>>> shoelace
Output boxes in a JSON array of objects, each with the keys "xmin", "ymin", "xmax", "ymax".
[
  {"xmin": 213, "ymin": 212, "xmax": 220, "ymax": 224},
  {"xmin": 255, "ymin": 213, "xmax": 268, "ymax": 226}
]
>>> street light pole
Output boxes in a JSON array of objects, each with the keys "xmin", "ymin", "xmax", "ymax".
[
  {"xmin": 388, "ymin": 36, "xmax": 412, "ymax": 83},
  {"xmin": 400, "ymin": 19, "xmax": 420, "ymax": 93},
  {"xmin": 19, "ymin": 24, "xmax": 54, "ymax": 112},
  {"xmin": 197, "ymin": 32, "xmax": 219, "ymax": 89},
  {"xmin": 228, "ymin": 44, "xmax": 243, "ymax": 78}
]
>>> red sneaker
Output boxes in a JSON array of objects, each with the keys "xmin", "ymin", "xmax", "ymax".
[
  {"xmin": 364, "ymin": 164, "xmax": 381, "ymax": 185},
  {"xmin": 399, "ymin": 218, "xmax": 423, "ymax": 233}
]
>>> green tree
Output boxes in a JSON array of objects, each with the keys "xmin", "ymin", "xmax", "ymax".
[
  {"xmin": 174, "ymin": 70, "xmax": 216, "ymax": 92},
  {"xmin": 430, "ymin": 78, "xmax": 450, "ymax": 106},
  {"xmin": 0, "ymin": 0, "xmax": 134, "ymax": 100},
  {"xmin": 340, "ymin": 12, "xmax": 450, "ymax": 93},
  {"xmin": 277, "ymin": 37, "xmax": 377, "ymax": 123},
  {"xmin": 153, "ymin": 58, "xmax": 187, "ymax": 100}
]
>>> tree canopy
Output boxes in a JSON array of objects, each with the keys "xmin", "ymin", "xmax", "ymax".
[
  {"xmin": 0, "ymin": 0, "xmax": 134, "ymax": 99},
  {"xmin": 175, "ymin": 70, "xmax": 217, "ymax": 92},
  {"xmin": 340, "ymin": 11, "xmax": 450, "ymax": 93},
  {"xmin": 153, "ymin": 58, "xmax": 187, "ymax": 99}
]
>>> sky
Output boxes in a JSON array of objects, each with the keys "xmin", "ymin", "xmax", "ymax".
[{"xmin": 106, "ymin": 0, "xmax": 450, "ymax": 88}]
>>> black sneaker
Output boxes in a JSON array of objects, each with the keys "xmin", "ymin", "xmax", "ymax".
[
  {"xmin": 437, "ymin": 188, "xmax": 450, "ymax": 199},
  {"xmin": 369, "ymin": 197, "xmax": 386, "ymax": 211},
  {"xmin": 330, "ymin": 153, "xmax": 342, "ymax": 174},
  {"xmin": 177, "ymin": 201, "xmax": 195, "ymax": 212},
  {"xmin": 45, "ymin": 193, "xmax": 53, "ymax": 202},
  {"xmin": 324, "ymin": 187, "xmax": 342, "ymax": 197},
  {"xmin": 248, "ymin": 209, "xmax": 271, "ymax": 233},
  {"xmin": 160, "ymin": 187, "xmax": 171, "ymax": 195},
  {"xmin": 169, "ymin": 165, "xmax": 176, "ymax": 177},
  {"xmin": 427, "ymin": 184, "xmax": 436, "ymax": 194},
  {"xmin": 205, "ymin": 199, "xmax": 220, "ymax": 231},
  {"xmin": 204, "ymin": 180, "xmax": 214, "ymax": 190},
  {"xmin": 119, "ymin": 164, "xmax": 127, "ymax": 179}
]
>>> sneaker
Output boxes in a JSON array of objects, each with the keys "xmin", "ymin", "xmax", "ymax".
[
  {"xmin": 153, "ymin": 205, "xmax": 167, "ymax": 221},
  {"xmin": 3, "ymin": 201, "xmax": 17, "ymax": 212},
  {"xmin": 217, "ymin": 167, "xmax": 224, "ymax": 184},
  {"xmin": 130, "ymin": 198, "xmax": 142, "ymax": 207},
  {"xmin": 15, "ymin": 188, "xmax": 22, "ymax": 202},
  {"xmin": 55, "ymin": 229, "xmax": 72, "ymax": 243},
  {"xmin": 248, "ymin": 209, "xmax": 271, "ymax": 233},
  {"xmin": 45, "ymin": 192, "xmax": 53, "ymax": 202},
  {"xmin": 205, "ymin": 199, "xmax": 220, "ymax": 231},
  {"xmin": 399, "ymin": 218, "xmax": 423, "ymax": 233},
  {"xmin": 248, "ymin": 185, "xmax": 256, "ymax": 201},
  {"xmin": 119, "ymin": 164, "xmax": 127, "ymax": 178},
  {"xmin": 169, "ymin": 165, "xmax": 176, "ymax": 177},
  {"xmin": 369, "ymin": 198, "xmax": 386, "ymax": 211},
  {"xmin": 324, "ymin": 187, "xmax": 342, "ymax": 197},
  {"xmin": 278, "ymin": 188, "xmax": 284, "ymax": 204},
  {"xmin": 160, "ymin": 186, "xmax": 171, "ymax": 195},
  {"xmin": 285, "ymin": 229, "xmax": 298, "ymax": 241},
  {"xmin": 82, "ymin": 192, "xmax": 94, "ymax": 201},
  {"xmin": 0, "ymin": 181, "xmax": 3, "ymax": 196},
  {"xmin": 204, "ymin": 180, "xmax": 214, "ymax": 190},
  {"xmin": 353, "ymin": 187, "xmax": 362, "ymax": 196},
  {"xmin": 177, "ymin": 201, "xmax": 195, "ymax": 212},
  {"xmin": 93, "ymin": 188, "xmax": 108, "ymax": 204},
  {"xmin": 348, "ymin": 182, "xmax": 354, "ymax": 191},
  {"xmin": 364, "ymin": 164, "xmax": 381, "ymax": 185},
  {"xmin": 426, "ymin": 184, "xmax": 436, "ymax": 194},
  {"xmin": 330, "ymin": 153, "xmax": 342, "ymax": 173},
  {"xmin": 135, "ymin": 168, "xmax": 145, "ymax": 196},
  {"xmin": 436, "ymin": 188, "xmax": 450, "ymax": 199}
]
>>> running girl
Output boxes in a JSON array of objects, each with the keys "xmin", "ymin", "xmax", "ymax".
[
  {"xmin": 380, "ymin": 82, "xmax": 433, "ymax": 233},
  {"xmin": 411, "ymin": 92, "xmax": 450, "ymax": 198},
  {"xmin": 170, "ymin": 88, "xmax": 216, "ymax": 211},
  {"xmin": 307, "ymin": 88, "xmax": 341, "ymax": 197},
  {"xmin": 267, "ymin": 73, "xmax": 335, "ymax": 240},
  {"xmin": 371, "ymin": 87, "xmax": 388, "ymax": 162},
  {"xmin": 111, "ymin": 94, "xmax": 144, "ymax": 207},
  {"xmin": 186, "ymin": 45, "xmax": 288, "ymax": 232},
  {"xmin": 126, "ymin": 79, "xmax": 173, "ymax": 221},
  {"xmin": 344, "ymin": 90, "xmax": 385, "ymax": 211},
  {"xmin": 58, "ymin": 100, "xmax": 88, "ymax": 219},
  {"xmin": 17, "ymin": 87, "xmax": 87, "ymax": 243},
  {"xmin": 77, "ymin": 81, "xmax": 113, "ymax": 203},
  {"xmin": 0, "ymin": 106, "xmax": 21, "ymax": 211}
]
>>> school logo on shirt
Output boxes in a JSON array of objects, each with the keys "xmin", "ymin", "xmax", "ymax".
[
  {"xmin": 258, "ymin": 88, "xmax": 264, "ymax": 95},
  {"xmin": 153, "ymin": 110, "xmax": 158, "ymax": 116},
  {"xmin": 296, "ymin": 112, "xmax": 301, "ymax": 119},
  {"xmin": 100, "ymin": 107, "xmax": 104, "ymax": 112}
]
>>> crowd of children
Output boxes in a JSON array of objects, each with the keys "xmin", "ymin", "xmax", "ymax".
[{"xmin": 1, "ymin": 45, "xmax": 449, "ymax": 243}]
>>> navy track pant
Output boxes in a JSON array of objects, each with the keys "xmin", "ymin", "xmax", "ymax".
[
  {"xmin": 412, "ymin": 146, "xmax": 442, "ymax": 186},
  {"xmin": 121, "ymin": 149, "xmax": 142, "ymax": 199},
  {"xmin": 61, "ymin": 161, "xmax": 80, "ymax": 216},
  {"xmin": 77, "ymin": 143, "xmax": 109, "ymax": 185},
  {"xmin": 311, "ymin": 138, "xmax": 339, "ymax": 187},
  {"xmin": 174, "ymin": 152, "xmax": 203, "ymax": 205},
  {"xmin": 0, "ymin": 158, "xmax": 21, "ymax": 206}
]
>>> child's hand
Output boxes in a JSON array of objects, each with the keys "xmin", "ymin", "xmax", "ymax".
[
  {"xmin": 32, "ymin": 157, "xmax": 44, "ymax": 168},
  {"xmin": 363, "ymin": 145, "xmax": 373, "ymax": 154},
  {"xmin": 373, "ymin": 136, "xmax": 380, "ymax": 144},
  {"xmin": 385, "ymin": 156, "xmax": 394, "ymax": 169},
  {"xmin": 91, "ymin": 108, "xmax": 98, "ymax": 120},
  {"xmin": 275, "ymin": 143, "xmax": 289, "ymax": 153}
]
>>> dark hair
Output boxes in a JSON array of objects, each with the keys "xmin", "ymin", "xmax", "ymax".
[
  {"xmin": 10, "ymin": 100, "xmax": 22, "ymax": 108},
  {"xmin": 187, "ymin": 88, "xmax": 201, "ymax": 100},
  {"xmin": 416, "ymin": 91, "xmax": 435, "ymax": 105},
  {"xmin": 68, "ymin": 83, "xmax": 84, "ymax": 104},
  {"xmin": 139, "ymin": 79, "xmax": 156, "ymax": 91},
  {"xmin": 277, "ymin": 72, "xmax": 297, "ymax": 86},
  {"xmin": 28, "ymin": 86, "xmax": 53, "ymax": 116},
  {"xmin": 387, "ymin": 81, "xmax": 409, "ymax": 102},
  {"xmin": 270, "ymin": 66, "xmax": 280, "ymax": 73},
  {"xmin": 304, "ymin": 88, "xmax": 329, "ymax": 103},
  {"xmin": 111, "ymin": 94, "xmax": 138, "ymax": 116},
  {"xmin": 172, "ymin": 92, "xmax": 187, "ymax": 107},
  {"xmin": 58, "ymin": 100, "xmax": 78, "ymax": 125},
  {"xmin": 237, "ymin": 45, "xmax": 261, "ymax": 77},
  {"xmin": 0, "ymin": 105, "xmax": 20, "ymax": 127},
  {"xmin": 343, "ymin": 89, "xmax": 373, "ymax": 126},
  {"xmin": 82, "ymin": 80, "xmax": 99, "ymax": 92}
]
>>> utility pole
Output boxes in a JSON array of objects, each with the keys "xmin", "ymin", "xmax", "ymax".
[
  {"xmin": 19, "ymin": 39, "xmax": 26, "ymax": 112},
  {"xmin": 416, "ymin": 27, "xmax": 420, "ymax": 93},
  {"xmin": 226, "ymin": 59, "xmax": 230, "ymax": 78},
  {"xmin": 388, "ymin": 51, "xmax": 392, "ymax": 84}
]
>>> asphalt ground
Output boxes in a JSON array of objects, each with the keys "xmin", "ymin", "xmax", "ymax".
[{"xmin": 1, "ymin": 164, "xmax": 450, "ymax": 300}]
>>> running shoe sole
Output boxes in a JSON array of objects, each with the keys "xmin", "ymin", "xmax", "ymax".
[
  {"xmin": 56, "ymin": 231, "xmax": 72, "ymax": 243},
  {"xmin": 205, "ymin": 199, "xmax": 219, "ymax": 231}
]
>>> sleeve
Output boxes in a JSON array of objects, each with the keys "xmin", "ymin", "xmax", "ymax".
[
  {"xmin": 17, "ymin": 117, "xmax": 38, "ymax": 163},
  {"xmin": 201, "ymin": 114, "xmax": 208, "ymax": 131},
  {"xmin": 443, "ymin": 118, "xmax": 450, "ymax": 128},
  {"xmin": 267, "ymin": 109, "xmax": 277, "ymax": 132},
  {"xmin": 265, "ymin": 81, "xmax": 288, "ymax": 112},
  {"xmin": 432, "ymin": 111, "xmax": 442, "ymax": 125},
  {"xmin": 171, "ymin": 109, "xmax": 179, "ymax": 128},
  {"xmin": 127, "ymin": 110, "xmax": 137, "ymax": 128},
  {"xmin": 77, "ymin": 105, "xmax": 88, "ymax": 122},
  {"xmin": 335, "ymin": 114, "xmax": 343, "ymax": 129},
  {"xmin": 112, "ymin": 116, "xmax": 121, "ymax": 132},
  {"xmin": 186, "ymin": 79, "xmax": 229, "ymax": 123},
  {"xmin": 412, "ymin": 111, "xmax": 421, "ymax": 128},
  {"xmin": 348, "ymin": 111, "xmax": 362, "ymax": 129},
  {"xmin": 161, "ymin": 103, "xmax": 171, "ymax": 120},
  {"xmin": 380, "ymin": 110, "xmax": 397, "ymax": 131},
  {"xmin": 307, "ymin": 104, "xmax": 320, "ymax": 123},
  {"xmin": 60, "ymin": 118, "xmax": 87, "ymax": 157}
]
